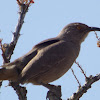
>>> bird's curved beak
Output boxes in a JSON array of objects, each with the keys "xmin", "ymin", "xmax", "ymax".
[{"xmin": 90, "ymin": 27, "xmax": 100, "ymax": 31}]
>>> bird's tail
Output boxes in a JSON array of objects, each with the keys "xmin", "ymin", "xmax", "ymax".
[
  {"xmin": 0, "ymin": 48, "xmax": 37, "ymax": 82},
  {"xmin": 0, "ymin": 64, "xmax": 19, "ymax": 81}
]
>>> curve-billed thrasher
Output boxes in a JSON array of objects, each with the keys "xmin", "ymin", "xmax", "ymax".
[{"xmin": 0, "ymin": 22, "xmax": 100, "ymax": 85}]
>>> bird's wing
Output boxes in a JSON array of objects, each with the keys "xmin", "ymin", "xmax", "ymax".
[
  {"xmin": 20, "ymin": 38, "xmax": 65, "ymax": 83},
  {"xmin": 19, "ymin": 37, "xmax": 60, "ymax": 64},
  {"xmin": 20, "ymin": 37, "xmax": 60, "ymax": 67},
  {"xmin": 33, "ymin": 38, "xmax": 60, "ymax": 50}
]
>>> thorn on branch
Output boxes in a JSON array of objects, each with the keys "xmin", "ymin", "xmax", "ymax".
[{"xmin": 12, "ymin": 32, "xmax": 21, "ymax": 44}]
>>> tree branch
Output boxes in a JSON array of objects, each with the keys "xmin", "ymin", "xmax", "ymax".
[
  {"xmin": 2, "ymin": 3, "xmax": 29, "ymax": 62},
  {"xmin": 68, "ymin": 73, "xmax": 100, "ymax": 100},
  {"xmin": 0, "ymin": 0, "xmax": 34, "ymax": 100}
]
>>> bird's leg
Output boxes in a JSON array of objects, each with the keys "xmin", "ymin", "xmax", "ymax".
[{"xmin": 40, "ymin": 82, "xmax": 62, "ymax": 100}]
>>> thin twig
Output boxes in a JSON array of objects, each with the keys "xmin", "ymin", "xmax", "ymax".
[
  {"xmin": 75, "ymin": 61, "xmax": 87, "ymax": 79},
  {"xmin": 71, "ymin": 68, "xmax": 81, "ymax": 87},
  {"xmin": 94, "ymin": 31, "xmax": 100, "ymax": 40}
]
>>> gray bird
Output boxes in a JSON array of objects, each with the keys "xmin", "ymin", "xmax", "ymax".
[{"xmin": 0, "ymin": 22, "xmax": 100, "ymax": 85}]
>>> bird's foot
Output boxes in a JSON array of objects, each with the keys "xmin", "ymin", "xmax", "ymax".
[{"xmin": 41, "ymin": 83, "xmax": 62, "ymax": 100}]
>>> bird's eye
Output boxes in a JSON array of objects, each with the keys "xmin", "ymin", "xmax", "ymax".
[{"xmin": 77, "ymin": 26, "xmax": 81, "ymax": 30}]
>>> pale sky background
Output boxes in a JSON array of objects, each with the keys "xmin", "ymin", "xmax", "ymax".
[{"xmin": 0, "ymin": 0, "xmax": 100, "ymax": 100}]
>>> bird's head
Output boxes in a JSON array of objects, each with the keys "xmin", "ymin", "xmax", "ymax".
[{"xmin": 58, "ymin": 23, "xmax": 100, "ymax": 44}]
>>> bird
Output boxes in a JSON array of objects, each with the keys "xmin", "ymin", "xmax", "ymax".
[{"xmin": 0, "ymin": 22, "xmax": 100, "ymax": 85}]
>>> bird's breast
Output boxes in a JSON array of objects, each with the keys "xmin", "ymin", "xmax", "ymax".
[{"xmin": 31, "ymin": 41, "xmax": 80, "ymax": 84}]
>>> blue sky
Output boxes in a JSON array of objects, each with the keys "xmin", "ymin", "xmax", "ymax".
[{"xmin": 0, "ymin": 0, "xmax": 100, "ymax": 100}]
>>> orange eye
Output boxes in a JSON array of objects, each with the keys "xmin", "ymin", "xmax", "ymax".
[{"xmin": 77, "ymin": 26, "xmax": 81, "ymax": 30}]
